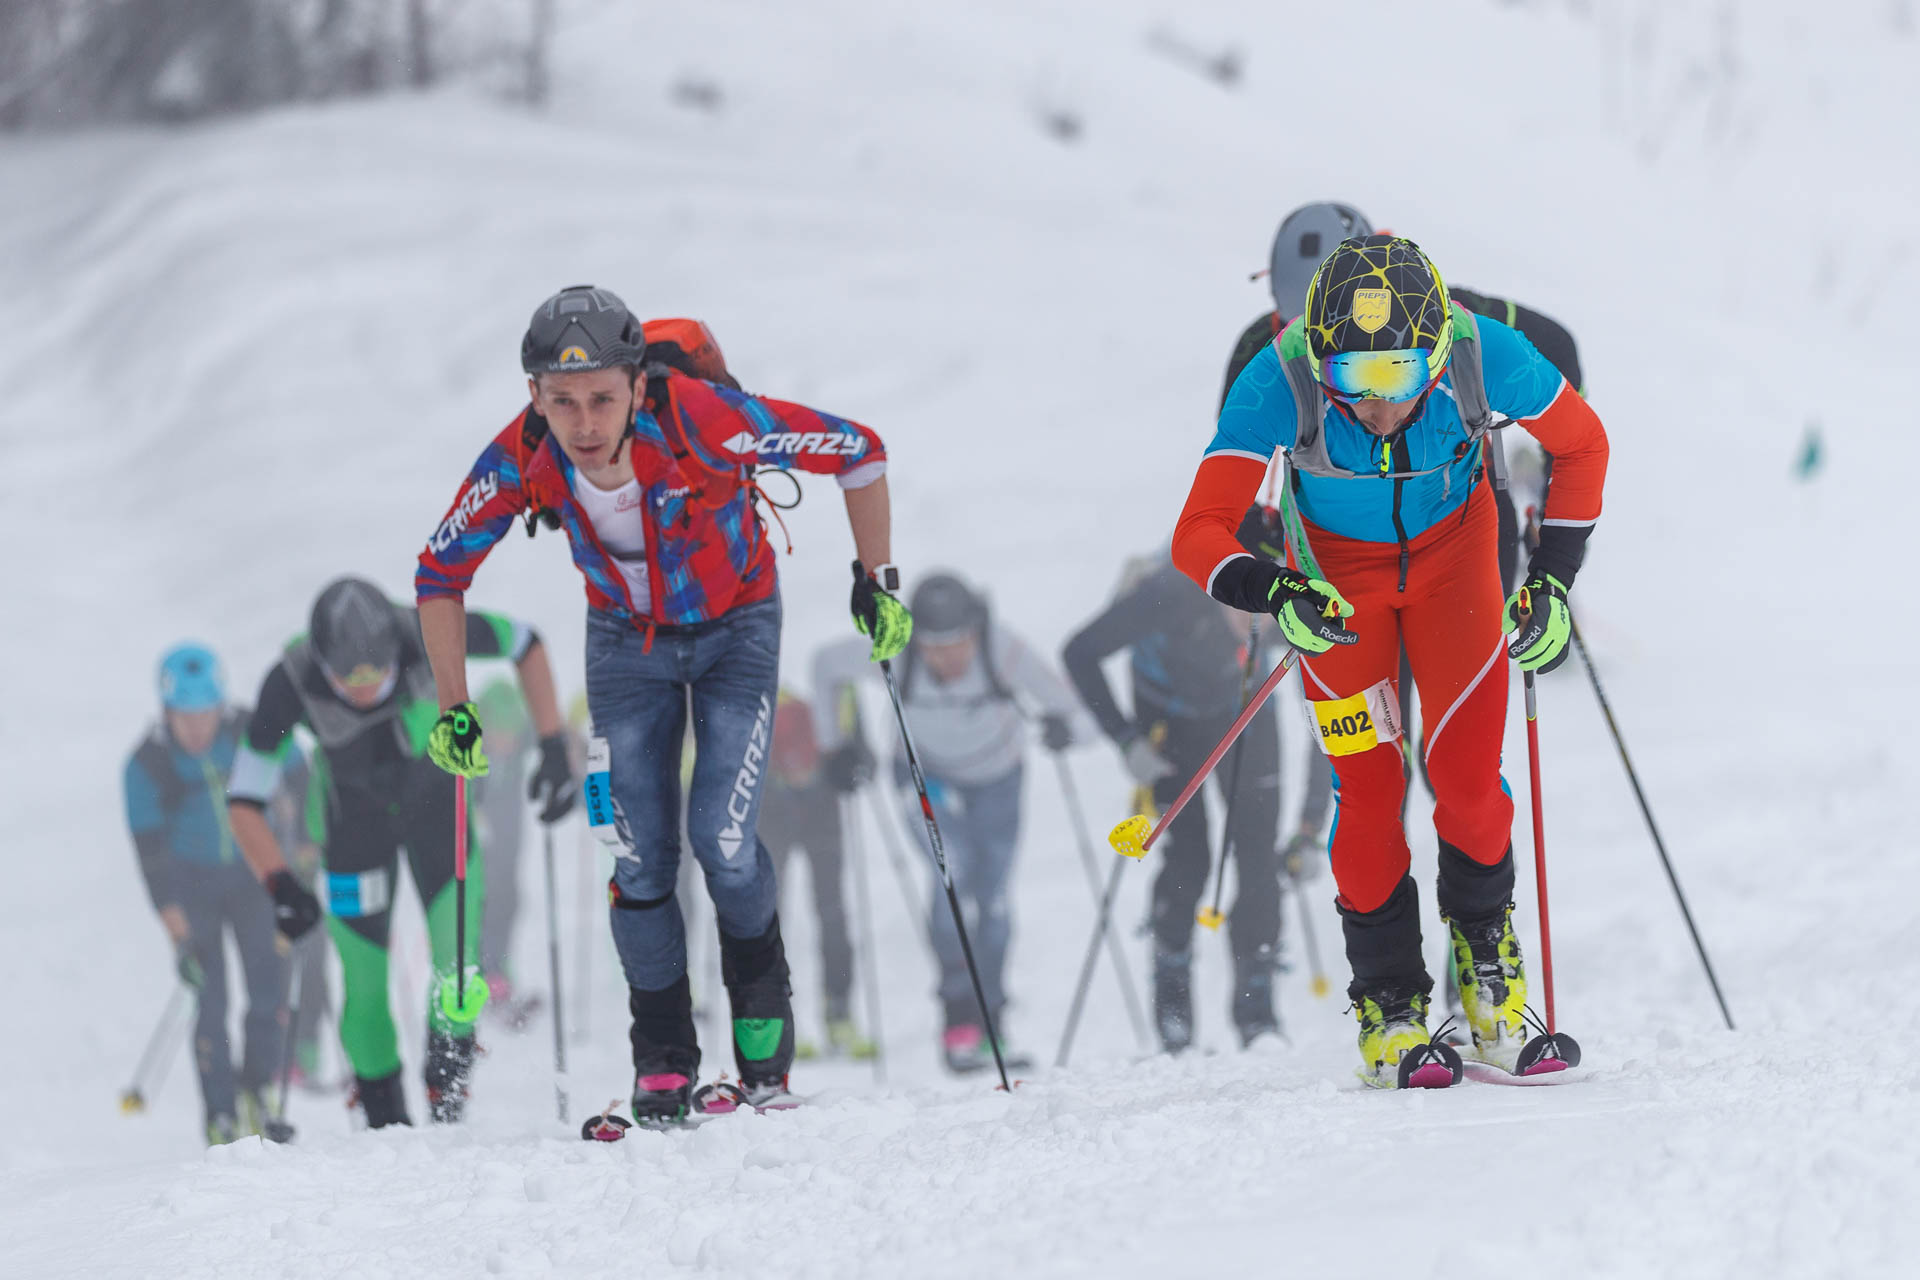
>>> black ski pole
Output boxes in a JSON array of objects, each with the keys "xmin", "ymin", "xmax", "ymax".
[
  {"xmin": 542, "ymin": 824, "xmax": 570, "ymax": 1122},
  {"xmin": 1290, "ymin": 876, "xmax": 1331, "ymax": 999},
  {"xmin": 1198, "ymin": 619, "xmax": 1262, "ymax": 931},
  {"xmin": 840, "ymin": 796, "xmax": 889, "ymax": 1086},
  {"xmin": 1052, "ymin": 753, "xmax": 1152, "ymax": 1052},
  {"xmin": 862, "ymin": 783, "xmax": 933, "ymax": 952},
  {"xmin": 874, "ymin": 649, "xmax": 1013, "ymax": 1092},
  {"xmin": 1055, "ymin": 850, "xmax": 1133, "ymax": 1068},
  {"xmin": 262, "ymin": 940, "xmax": 307, "ymax": 1144},
  {"xmin": 119, "ymin": 984, "xmax": 192, "ymax": 1114},
  {"xmin": 1570, "ymin": 612, "xmax": 1735, "ymax": 1030}
]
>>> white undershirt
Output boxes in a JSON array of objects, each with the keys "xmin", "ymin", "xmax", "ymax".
[{"xmin": 569, "ymin": 471, "xmax": 652, "ymax": 608}]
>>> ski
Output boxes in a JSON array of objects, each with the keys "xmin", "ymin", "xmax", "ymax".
[
  {"xmin": 579, "ymin": 1081, "xmax": 806, "ymax": 1141},
  {"xmin": 1460, "ymin": 1031, "xmax": 1583, "ymax": 1085}
]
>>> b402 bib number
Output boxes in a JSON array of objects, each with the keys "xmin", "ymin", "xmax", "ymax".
[{"xmin": 1310, "ymin": 680, "xmax": 1403, "ymax": 758}]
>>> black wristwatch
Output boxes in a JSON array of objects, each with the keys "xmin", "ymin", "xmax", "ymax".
[{"xmin": 871, "ymin": 563, "xmax": 901, "ymax": 592}]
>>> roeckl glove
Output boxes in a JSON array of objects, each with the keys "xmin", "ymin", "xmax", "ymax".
[
  {"xmin": 427, "ymin": 702, "xmax": 489, "ymax": 778},
  {"xmin": 850, "ymin": 562, "xmax": 913, "ymax": 662},
  {"xmin": 1266, "ymin": 569, "xmax": 1357, "ymax": 654},
  {"xmin": 1504, "ymin": 573, "xmax": 1572, "ymax": 674}
]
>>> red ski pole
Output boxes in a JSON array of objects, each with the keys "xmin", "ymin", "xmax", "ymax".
[
  {"xmin": 1522, "ymin": 670, "xmax": 1555, "ymax": 1032},
  {"xmin": 1107, "ymin": 649, "xmax": 1299, "ymax": 858}
]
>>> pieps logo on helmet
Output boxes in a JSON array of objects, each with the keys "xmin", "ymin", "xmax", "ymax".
[
  {"xmin": 1352, "ymin": 288, "xmax": 1392, "ymax": 335},
  {"xmin": 558, "ymin": 346, "xmax": 591, "ymax": 366}
]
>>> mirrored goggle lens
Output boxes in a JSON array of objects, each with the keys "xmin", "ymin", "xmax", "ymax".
[
  {"xmin": 1319, "ymin": 349, "xmax": 1437, "ymax": 403},
  {"xmin": 322, "ymin": 661, "xmax": 397, "ymax": 700}
]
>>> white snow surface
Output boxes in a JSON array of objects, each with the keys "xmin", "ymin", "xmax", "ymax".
[{"xmin": 3, "ymin": 1, "xmax": 1918, "ymax": 1276}]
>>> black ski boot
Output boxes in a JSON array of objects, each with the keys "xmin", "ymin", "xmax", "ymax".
[
  {"xmin": 1153, "ymin": 948, "xmax": 1193, "ymax": 1054},
  {"xmin": 629, "ymin": 978, "xmax": 700, "ymax": 1126},
  {"xmin": 424, "ymin": 1032, "xmax": 478, "ymax": 1123},
  {"xmin": 353, "ymin": 1070, "xmax": 412, "ymax": 1129},
  {"xmin": 719, "ymin": 916, "xmax": 796, "ymax": 1095},
  {"xmin": 1232, "ymin": 945, "xmax": 1284, "ymax": 1048}
]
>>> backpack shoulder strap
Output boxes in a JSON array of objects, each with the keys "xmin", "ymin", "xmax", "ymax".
[
  {"xmin": 134, "ymin": 726, "xmax": 190, "ymax": 819},
  {"xmin": 1276, "ymin": 318, "xmax": 1358, "ymax": 480},
  {"xmin": 1444, "ymin": 304, "xmax": 1508, "ymax": 491}
]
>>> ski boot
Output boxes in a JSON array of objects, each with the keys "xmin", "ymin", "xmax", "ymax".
[
  {"xmin": 631, "ymin": 1072, "xmax": 694, "ymax": 1126},
  {"xmin": 1352, "ymin": 984, "xmax": 1461, "ymax": 1089},
  {"xmin": 204, "ymin": 1112, "xmax": 239, "ymax": 1146},
  {"xmin": 826, "ymin": 1018, "xmax": 878, "ymax": 1059},
  {"xmin": 1445, "ymin": 904, "xmax": 1576, "ymax": 1076},
  {"xmin": 352, "ymin": 1070, "xmax": 412, "ymax": 1129},
  {"xmin": 424, "ymin": 1032, "xmax": 478, "ymax": 1123},
  {"xmin": 236, "ymin": 1087, "xmax": 268, "ymax": 1138},
  {"xmin": 942, "ymin": 1023, "xmax": 992, "ymax": 1074},
  {"xmin": 1233, "ymin": 974, "xmax": 1284, "ymax": 1049},
  {"xmin": 1153, "ymin": 948, "xmax": 1194, "ymax": 1054}
]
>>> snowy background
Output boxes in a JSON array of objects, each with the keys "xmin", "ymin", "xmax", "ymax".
[{"xmin": 3, "ymin": 0, "xmax": 1917, "ymax": 1275}]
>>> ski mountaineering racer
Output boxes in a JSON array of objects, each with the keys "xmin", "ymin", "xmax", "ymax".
[
  {"xmin": 1171, "ymin": 235, "xmax": 1609, "ymax": 1087},
  {"xmin": 414, "ymin": 286, "xmax": 909, "ymax": 1124},
  {"xmin": 813, "ymin": 571, "xmax": 1096, "ymax": 1073},
  {"xmin": 125, "ymin": 643, "xmax": 297, "ymax": 1143},
  {"xmin": 225, "ymin": 577, "xmax": 569, "ymax": 1127}
]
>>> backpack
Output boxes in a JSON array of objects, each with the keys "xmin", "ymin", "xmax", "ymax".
[{"xmin": 133, "ymin": 707, "xmax": 248, "ymax": 820}]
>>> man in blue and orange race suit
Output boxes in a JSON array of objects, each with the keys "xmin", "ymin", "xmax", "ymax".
[
  {"xmin": 1171, "ymin": 236, "xmax": 1607, "ymax": 1088},
  {"xmin": 414, "ymin": 287, "xmax": 911, "ymax": 1123}
]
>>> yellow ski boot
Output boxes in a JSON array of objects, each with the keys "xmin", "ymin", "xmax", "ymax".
[
  {"xmin": 1445, "ymin": 906, "xmax": 1531, "ymax": 1072},
  {"xmin": 1353, "ymin": 986, "xmax": 1460, "ymax": 1089}
]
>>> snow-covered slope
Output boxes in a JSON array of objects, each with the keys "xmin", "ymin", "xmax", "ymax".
[{"xmin": 3, "ymin": 1, "xmax": 1916, "ymax": 1275}]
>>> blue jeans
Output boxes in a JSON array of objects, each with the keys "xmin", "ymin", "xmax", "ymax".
[
  {"xmin": 586, "ymin": 597, "xmax": 782, "ymax": 992},
  {"xmin": 902, "ymin": 762, "xmax": 1024, "ymax": 1022}
]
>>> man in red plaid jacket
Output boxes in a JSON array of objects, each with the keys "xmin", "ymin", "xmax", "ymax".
[{"xmin": 414, "ymin": 286, "xmax": 913, "ymax": 1122}]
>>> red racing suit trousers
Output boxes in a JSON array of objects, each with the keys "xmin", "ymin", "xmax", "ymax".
[{"xmin": 1293, "ymin": 482, "xmax": 1512, "ymax": 918}]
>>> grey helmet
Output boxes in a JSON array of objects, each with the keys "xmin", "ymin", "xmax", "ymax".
[
  {"xmin": 521, "ymin": 284, "xmax": 646, "ymax": 375},
  {"xmin": 909, "ymin": 572, "xmax": 984, "ymax": 645},
  {"xmin": 310, "ymin": 577, "xmax": 403, "ymax": 690},
  {"xmin": 1268, "ymin": 202, "xmax": 1373, "ymax": 321}
]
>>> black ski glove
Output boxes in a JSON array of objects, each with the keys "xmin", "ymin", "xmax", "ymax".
[
  {"xmin": 265, "ymin": 870, "xmax": 321, "ymax": 941},
  {"xmin": 823, "ymin": 740, "xmax": 876, "ymax": 794},
  {"xmin": 527, "ymin": 731, "xmax": 578, "ymax": 824},
  {"xmin": 1040, "ymin": 712, "xmax": 1074, "ymax": 753}
]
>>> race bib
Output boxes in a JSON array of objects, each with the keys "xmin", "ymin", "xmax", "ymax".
[
  {"xmin": 1310, "ymin": 680, "xmax": 1403, "ymax": 757},
  {"xmin": 583, "ymin": 735, "xmax": 630, "ymax": 851},
  {"xmin": 325, "ymin": 868, "xmax": 392, "ymax": 918}
]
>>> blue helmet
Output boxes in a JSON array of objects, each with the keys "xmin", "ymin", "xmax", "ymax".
[{"xmin": 158, "ymin": 643, "xmax": 225, "ymax": 712}]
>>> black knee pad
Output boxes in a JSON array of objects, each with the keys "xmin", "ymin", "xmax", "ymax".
[
  {"xmin": 1434, "ymin": 840, "xmax": 1515, "ymax": 924},
  {"xmin": 1339, "ymin": 874, "xmax": 1431, "ymax": 996},
  {"xmin": 628, "ymin": 976, "xmax": 699, "ymax": 1077}
]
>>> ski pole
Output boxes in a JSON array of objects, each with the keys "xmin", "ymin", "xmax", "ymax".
[
  {"xmin": 862, "ymin": 784, "xmax": 933, "ymax": 951},
  {"xmin": 874, "ymin": 646, "xmax": 1013, "ymax": 1092},
  {"xmin": 1108, "ymin": 650, "xmax": 1300, "ymax": 859},
  {"xmin": 1055, "ymin": 850, "xmax": 1135, "ymax": 1068},
  {"xmin": 542, "ymin": 824, "xmax": 570, "ymax": 1123},
  {"xmin": 262, "ymin": 939, "xmax": 307, "ymax": 1144},
  {"xmin": 1198, "ymin": 620, "xmax": 1262, "ymax": 930},
  {"xmin": 119, "ymin": 984, "xmax": 192, "ymax": 1114},
  {"xmin": 435, "ymin": 776, "xmax": 487, "ymax": 1024},
  {"xmin": 840, "ymin": 796, "xmax": 889, "ymax": 1086},
  {"xmin": 1051, "ymin": 753, "xmax": 1152, "ymax": 1052},
  {"xmin": 1290, "ymin": 878, "xmax": 1331, "ymax": 999},
  {"xmin": 1570, "ymin": 613, "xmax": 1735, "ymax": 1030},
  {"xmin": 1520, "ymin": 669, "xmax": 1559, "ymax": 1032}
]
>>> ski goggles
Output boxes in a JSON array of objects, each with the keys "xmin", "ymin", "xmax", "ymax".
[
  {"xmin": 321, "ymin": 660, "xmax": 398, "ymax": 705},
  {"xmin": 1316, "ymin": 348, "xmax": 1445, "ymax": 404}
]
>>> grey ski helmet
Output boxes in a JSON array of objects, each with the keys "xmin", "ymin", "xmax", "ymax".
[
  {"xmin": 1268, "ymin": 202, "xmax": 1373, "ymax": 321},
  {"xmin": 521, "ymin": 285, "xmax": 646, "ymax": 376},
  {"xmin": 910, "ymin": 573, "xmax": 984, "ymax": 645},
  {"xmin": 310, "ymin": 577, "xmax": 403, "ymax": 689}
]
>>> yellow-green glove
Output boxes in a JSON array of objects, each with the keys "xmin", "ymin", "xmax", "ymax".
[
  {"xmin": 427, "ymin": 701, "xmax": 489, "ymax": 777},
  {"xmin": 1504, "ymin": 573, "xmax": 1572, "ymax": 673},
  {"xmin": 850, "ymin": 562, "xmax": 913, "ymax": 662}
]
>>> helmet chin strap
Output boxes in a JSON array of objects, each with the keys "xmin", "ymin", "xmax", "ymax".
[{"xmin": 608, "ymin": 377, "xmax": 645, "ymax": 468}]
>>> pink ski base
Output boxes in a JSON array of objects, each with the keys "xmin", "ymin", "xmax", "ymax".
[
  {"xmin": 1518, "ymin": 1056, "xmax": 1570, "ymax": 1076},
  {"xmin": 1404, "ymin": 1062, "xmax": 1459, "ymax": 1089}
]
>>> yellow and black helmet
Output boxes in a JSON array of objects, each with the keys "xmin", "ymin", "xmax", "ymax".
[{"xmin": 1303, "ymin": 235, "xmax": 1455, "ymax": 403}]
